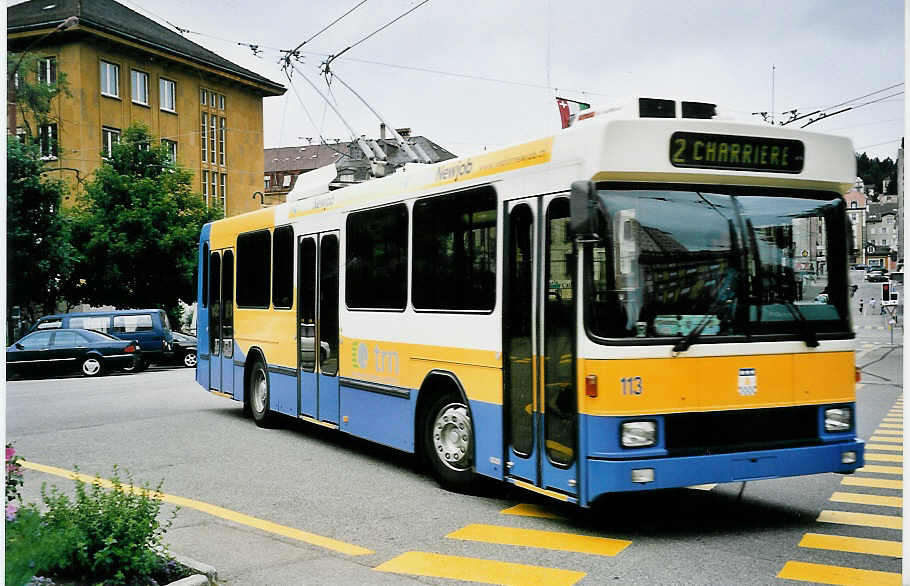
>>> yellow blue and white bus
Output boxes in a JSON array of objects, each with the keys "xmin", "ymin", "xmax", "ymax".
[{"xmin": 196, "ymin": 97, "xmax": 863, "ymax": 506}]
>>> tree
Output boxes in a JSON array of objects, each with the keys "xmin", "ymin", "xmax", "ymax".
[
  {"xmin": 6, "ymin": 136, "xmax": 79, "ymax": 333},
  {"xmin": 71, "ymin": 123, "xmax": 221, "ymax": 324},
  {"xmin": 855, "ymin": 153, "xmax": 898, "ymax": 196},
  {"xmin": 7, "ymin": 51, "xmax": 71, "ymax": 138}
]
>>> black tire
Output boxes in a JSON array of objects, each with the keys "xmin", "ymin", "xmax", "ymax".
[
  {"xmin": 122, "ymin": 358, "xmax": 148, "ymax": 373},
  {"xmin": 81, "ymin": 356, "xmax": 104, "ymax": 377},
  {"xmin": 422, "ymin": 392, "xmax": 476, "ymax": 490},
  {"xmin": 249, "ymin": 359, "xmax": 274, "ymax": 428}
]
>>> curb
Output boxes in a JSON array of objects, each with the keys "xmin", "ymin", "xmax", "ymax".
[{"xmin": 168, "ymin": 552, "xmax": 218, "ymax": 585}]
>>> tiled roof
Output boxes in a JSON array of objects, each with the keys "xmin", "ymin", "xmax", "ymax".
[{"xmin": 8, "ymin": 0, "xmax": 284, "ymax": 94}]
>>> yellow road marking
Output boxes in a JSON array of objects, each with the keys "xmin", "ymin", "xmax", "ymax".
[
  {"xmin": 865, "ymin": 452, "xmax": 902, "ymax": 463},
  {"xmin": 374, "ymin": 552, "xmax": 586, "ymax": 585},
  {"xmin": 509, "ymin": 478, "xmax": 571, "ymax": 502},
  {"xmin": 21, "ymin": 460, "xmax": 373, "ymax": 556},
  {"xmin": 778, "ymin": 561, "xmax": 900, "ymax": 585},
  {"xmin": 799, "ymin": 533, "xmax": 902, "ymax": 557},
  {"xmin": 869, "ymin": 436, "xmax": 902, "ymax": 443},
  {"xmin": 878, "ymin": 423, "xmax": 902, "ymax": 429},
  {"xmin": 501, "ymin": 503, "xmax": 565, "ymax": 520},
  {"xmin": 817, "ymin": 510, "xmax": 902, "ymax": 530},
  {"xmin": 686, "ymin": 483, "xmax": 717, "ymax": 491},
  {"xmin": 447, "ymin": 524, "xmax": 631, "ymax": 556},
  {"xmin": 859, "ymin": 464, "xmax": 902, "ymax": 475},
  {"xmin": 842, "ymin": 476, "xmax": 902, "ymax": 490},
  {"xmin": 882, "ymin": 417, "xmax": 901, "ymax": 422},
  {"xmin": 865, "ymin": 443, "xmax": 902, "ymax": 451},
  {"xmin": 830, "ymin": 492, "xmax": 902, "ymax": 508},
  {"xmin": 873, "ymin": 429, "xmax": 902, "ymax": 435}
]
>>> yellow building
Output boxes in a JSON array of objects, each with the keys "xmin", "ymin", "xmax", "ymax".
[{"xmin": 8, "ymin": 0, "xmax": 285, "ymax": 217}]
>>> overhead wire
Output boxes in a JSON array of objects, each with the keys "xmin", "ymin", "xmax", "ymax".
[{"xmin": 281, "ymin": 0, "xmax": 370, "ymax": 66}]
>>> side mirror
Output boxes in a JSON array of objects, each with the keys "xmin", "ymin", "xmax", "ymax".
[
  {"xmin": 15, "ymin": 343, "xmax": 24, "ymax": 350},
  {"xmin": 570, "ymin": 180, "xmax": 602, "ymax": 242}
]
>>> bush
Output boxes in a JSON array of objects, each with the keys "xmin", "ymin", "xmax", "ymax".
[{"xmin": 5, "ymin": 466, "xmax": 181, "ymax": 585}]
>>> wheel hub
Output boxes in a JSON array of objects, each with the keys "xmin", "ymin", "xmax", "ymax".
[{"xmin": 433, "ymin": 403, "xmax": 472, "ymax": 471}]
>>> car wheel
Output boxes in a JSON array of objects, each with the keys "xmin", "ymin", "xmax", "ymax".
[
  {"xmin": 249, "ymin": 359, "xmax": 274, "ymax": 428},
  {"xmin": 422, "ymin": 392, "xmax": 476, "ymax": 490},
  {"xmin": 183, "ymin": 352, "xmax": 197, "ymax": 368},
  {"xmin": 81, "ymin": 357, "xmax": 103, "ymax": 377}
]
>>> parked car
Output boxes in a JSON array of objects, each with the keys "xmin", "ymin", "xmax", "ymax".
[
  {"xmin": 7, "ymin": 328, "xmax": 141, "ymax": 379},
  {"xmin": 852, "ymin": 264, "xmax": 867, "ymax": 270},
  {"xmin": 28, "ymin": 309, "xmax": 174, "ymax": 371},
  {"xmin": 866, "ymin": 271, "xmax": 889, "ymax": 283},
  {"xmin": 170, "ymin": 331, "xmax": 197, "ymax": 368}
]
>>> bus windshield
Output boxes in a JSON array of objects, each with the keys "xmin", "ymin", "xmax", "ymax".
[{"xmin": 587, "ymin": 186, "xmax": 851, "ymax": 342}]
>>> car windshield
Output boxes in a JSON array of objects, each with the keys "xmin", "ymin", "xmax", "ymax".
[{"xmin": 587, "ymin": 186, "xmax": 850, "ymax": 341}]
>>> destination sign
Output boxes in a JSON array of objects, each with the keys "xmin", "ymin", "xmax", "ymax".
[{"xmin": 669, "ymin": 131, "xmax": 804, "ymax": 174}]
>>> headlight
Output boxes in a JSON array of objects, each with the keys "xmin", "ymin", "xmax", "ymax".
[
  {"xmin": 621, "ymin": 421, "xmax": 657, "ymax": 448},
  {"xmin": 825, "ymin": 407, "xmax": 852, "ymax": 432}
]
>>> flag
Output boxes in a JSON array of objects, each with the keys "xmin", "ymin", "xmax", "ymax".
[{"xmin": 557, "ymin": 97, "xmax": 590, "ymax": 129}]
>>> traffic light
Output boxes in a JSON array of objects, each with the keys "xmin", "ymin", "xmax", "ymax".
[{"xmin": 882, "ymin": 282, "xmax": 890, "ymax": 301}]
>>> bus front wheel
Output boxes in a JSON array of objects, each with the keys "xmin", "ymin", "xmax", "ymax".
[
  {"xmin": 423, "ymin": 393, "xmax": 476, "ymax": 490},
  {"xmin": 249, "ymin": 359, "xmax": 274, "ymax": 428}
]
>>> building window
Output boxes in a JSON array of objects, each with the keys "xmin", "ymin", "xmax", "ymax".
[
  {"xmin": 38, "ymin": 124, "xmax": 58, "ymax": 158},
  {"xmin": 219, "ymin": 173, "xmax": 226, "ymax": 213},
  {"xmin": 15, "ymin": 127, "xmax": 26, "ymax": 143},
  {"xmin": 219, "ymin": 94, "xmax": 225, "ymax": 109},
  {"xmin": 131, "ymin": 70, "xmax": 149, "ymax": 105},
  {"xmin": 38, "ymin": 57, "xmax": 56, "ymax": 85},
  {"xmin": 209, "ymin": 115, "xmax": 216, "ymax": 163},
  {"xmin": 210, "ymin": 172, "xmax": 217, "ymax": 211},
  {"xmin": 218, "ymin": 117, "xmax": 225, "ymax": 165},
  {"xmin": 264, "ymin": 175, "xmax": 271, "ymax": 190},
  {"xmin": 162, "ymin": 139, "xmax": 177, "ymax": 164},
  {"xmin": 159, "ymin": 78, "xmax": 176, "ymax": 112},
  {"xmin": 100, "ymin": 61, "xmax": 119, "ymax": 97},
  {"xmin": 200, "ymin": 112, "xmax": 208, "ymax": 162},
  {"xmin": 282, "ymin": 174, "xmax": 292, "ymax": 188},
  {"xmin": 200, "ymin": 88, "xmax": 207, "ymax": 105},
  {"xmin": 209, "ymin": 91, "xmax": 216, "ymax": 107},
  {"xmin": 202, "ymin": 170, "xmax": 209, "ymax": 205},
  {"xmin": 102, "ymin": 127, "xmax": 120, "ymax": 158}
]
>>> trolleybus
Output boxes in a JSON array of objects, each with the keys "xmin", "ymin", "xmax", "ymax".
[{"xmin": 196, "ymin": 97, "xmax": 864, "ymax": 506}]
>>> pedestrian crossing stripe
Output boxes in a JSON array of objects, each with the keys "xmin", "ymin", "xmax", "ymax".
[
  {"xmin": 869, "ymin": 436, "xmax": 902, "ymax": 443},
  {"xmin": 374, "ymin": 551, "xmax": 586, "ymax": 585},
  {"xmin": 865, "ymin": 443, "xmax": 902, "ymax": 451},
  {"xmin": 878, "ymin": 423, "xmax": 902, "ymax": 429},
  {"xmin": 830, "ymin": 491, "xmax": 901, "ymax": 508},
  {"xmin": 817, "ymin": 510, "xmax": 902, "ymax": 530},
  {"xmin": 841, "ymin": 476, "xmax": 902, "ymax": 490},
  {"xmin": 864, "ymin": 452, "xmax": 902, "ymax": 463},
  {"xmin": 858, "ymin": 464, "xmax": 902, "ymax": 475},
  {"xmin": 798, "ymin": 533, "xmax": 902, "ymax": 557},
  {"xmin": 871, "ymin": 429, "xmax": 902, "ymax": 435},
  {"xmin": 446, "ymin": 524, "xmax": 632, "ymax": 556},
  {"xmin": 778, "ymin": 560, "xmax": 901, "ymax": 585}
]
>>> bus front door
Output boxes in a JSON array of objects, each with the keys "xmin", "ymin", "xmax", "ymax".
[
  {"xmin": 297, "ymin": 232, "xmax": 340, "ymax": 424},
  {"xmin": 208, "ymin": 248, "xmax": 235, "ymax": 396},
  {"xmin": 504, "ymin": 196, "xmax": 578, "ymax": 498}
]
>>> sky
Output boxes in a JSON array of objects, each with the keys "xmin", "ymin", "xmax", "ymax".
[{"xmin": 10, "ymin": 0, "xmax": 907, "ymax": 161}]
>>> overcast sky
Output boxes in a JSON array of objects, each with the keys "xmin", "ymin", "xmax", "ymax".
[{"xmin": 11, "ymin": 0, "xmax": 907, "ymax": 161}]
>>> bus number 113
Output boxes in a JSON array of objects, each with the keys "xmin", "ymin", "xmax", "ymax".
[{"xmin": 620, "ymin": 376, "xmax": 643, "ymax": 395}]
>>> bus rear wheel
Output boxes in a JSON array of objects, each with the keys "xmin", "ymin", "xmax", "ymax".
[
  {"xmin": 423, "ymin": 393, "xmax": 476, "ymax": 490},
  {"xmin": 249, "ymin": 359, "xmax": 274, "ymax": 428}
]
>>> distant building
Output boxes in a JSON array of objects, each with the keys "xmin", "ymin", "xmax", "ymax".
[
  {"xmin": 8, "ymin": 0, "xmax": 285, "ymax": 217},
  {"xmin": 843, "ymin": 189, "xmax": 867, "ymax": 264},
  {"xmin": 897, "ymin": 139, "xmax": 904, "ymax": 265},
  {"xmin": 263, "ymin": 129, "xmax": 456, "ymax": 204},
  {"xmin": 865, "ymin": 202, "xmax": 898, "ymax": 270}
]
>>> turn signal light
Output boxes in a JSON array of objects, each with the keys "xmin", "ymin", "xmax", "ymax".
[
  {"xmin": 585, "ymin": 374, "xmax": 598, "ymax": 398},
  {"xmin": 123, "ymin": 344, "xmax": 136, "ymax": 353},
  {"xmin": 855, "ymin": 367, "xmax": 861, "ymax": 382}
]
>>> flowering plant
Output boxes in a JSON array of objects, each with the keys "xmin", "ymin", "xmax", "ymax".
[{"xmin": 6, "ymin": 443, "xmax": 24, "ymax": 520}]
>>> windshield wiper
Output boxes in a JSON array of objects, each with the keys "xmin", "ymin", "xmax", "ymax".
[
  {"xmin": 673, "ymin": 271, "xmax": 737, "ymax": 354},
  {"xmin": 780, "ymin": 300, "xmax": 820, "ymax": 348}
]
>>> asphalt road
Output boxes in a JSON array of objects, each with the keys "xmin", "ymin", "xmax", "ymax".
[{"xmin": 6, "ymin": 279, "xmax": 903, "ymax": 585}]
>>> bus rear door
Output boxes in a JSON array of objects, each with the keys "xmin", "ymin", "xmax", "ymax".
[
  {"xmin": 504, "ymin": 195, "xmax": 578, "ymax": 498},
  {"xmin": 208, "ymin": 248, "xmax": 235, "ymax": 396},
  {"xmin": 297, "ymin": 232, "xmax": 340, "ymax": 424}
]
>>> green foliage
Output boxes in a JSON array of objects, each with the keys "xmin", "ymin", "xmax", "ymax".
[
  {"xmin": 856, "ymin": 152, "xmax": 898, "ymax": 196},
  {"xmin": 5, "ymin": 467, "xmax": 180, "ymax": 586},
  {"xmin": 71, "ymin": 122, "xmax": 221, "ymax": 319},
  {"xmin": 6, "ymin": 135, "xmax": 79, "ymax": 328}
]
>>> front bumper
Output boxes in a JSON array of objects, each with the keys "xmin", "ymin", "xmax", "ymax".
[{"xmin": 586, "ymin": 439, "xmax": 864, "ymax": 502}]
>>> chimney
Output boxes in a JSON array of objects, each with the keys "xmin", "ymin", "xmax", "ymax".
[{"xmin": 380, "ymin": 123, "xmax": 386, "ymax": 140}]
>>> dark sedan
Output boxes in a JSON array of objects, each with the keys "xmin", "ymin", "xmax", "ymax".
[
  {"xmin": 7, "ymin": 328, "xmax": 141, "ymax": 379},
  {"xmin": 170, "ymin": 331, "xmax": 197, "ymax": 368},
  {"xmin": 866, "ymin": 271, "xmax": 889, "ymax": 283}
]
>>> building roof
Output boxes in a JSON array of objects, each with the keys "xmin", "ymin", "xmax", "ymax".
[
  {"xmin": 8, "ymin": 0, "xmax": 284, "ymax": 95},
  {"xmin": 867, "ymin": 202, "xmax": 898, "ymax": 222},
  {"xmin": 843, "ymin": 189, "xmax": 867, "ymax": 209}
]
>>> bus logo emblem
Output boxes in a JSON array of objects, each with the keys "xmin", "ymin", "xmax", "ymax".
[
  {"xmin": 738, "ymin": 368, "xmax": 757, "ymax": 396},
  {"xmin": 352, "ymin": 342, "xmax": 369, "ymax": 369}
]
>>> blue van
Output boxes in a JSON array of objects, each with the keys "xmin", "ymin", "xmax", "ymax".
[{"xmin": 28, "ymin": 309, "xmax": 174, "ymax": 371}]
